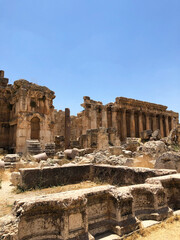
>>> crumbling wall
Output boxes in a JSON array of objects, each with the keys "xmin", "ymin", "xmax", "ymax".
[
  {"xmin": 18, "ymin": 164, "xmax": 176, "ymax": 190},
  {"xmin": 0, "ymin": 71, "xmax": 55, "ymax": 153},
  {"xmin": 2, "ymin": 173, "xmax": 180, "ymax": 240},
  {"xmin": 0, "ymin": 70, "xmax": 11, "ymax": 150}
]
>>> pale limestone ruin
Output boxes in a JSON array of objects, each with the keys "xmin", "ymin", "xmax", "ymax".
[
  {"xmin": 0, "ymin": 70, "xmax": 179, "ymax": 153},
  {"xmin": 0, "ymin": 70, "xmax": 180, "ymax": 239}
]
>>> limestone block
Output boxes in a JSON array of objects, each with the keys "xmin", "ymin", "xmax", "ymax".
[
  {"xmin": 10, "ymin": 172, "xmax": 20, "ymax": 186},
  {"xmin": 126, "ymin": 138, "xmax": 140, "ymax": 152},
  {"xmin": 142, "ymin": 140, "xmax": 166, "ymax": 155},
  {"xmin": 64, "ymin": 148, "xmax": 79, "ymax": 159},
  {"xmin": 151, "ymin": 129, "xmax": 161, "ymax": 140},
  {"xmin": 69, "ymin": 213, "xmax": 83, "ymax": 231},
  {"xmin": 155, "ymin": 152, "xmax": 180, "ymax": 172},
  {"xmin": 0, "ymin": 160, "xmax": 5, "ymax": 168},
  {"xmin": 140, "ymin": 130, "xmax": 152, "ymax": 140},
  {"xmin": 33, "ymin": 152, "xmax": 48, "ymax": 161},
  {"xmin": 3, "ymin": 154, "xmax": 20, "ymax": 163},
  {"xmin": 109, "ymin": 146, "xmax": 123, "ymax": 156}
]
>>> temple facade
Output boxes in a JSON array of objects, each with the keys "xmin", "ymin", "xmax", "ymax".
[
  {"xmin": 0, "ymin": 70, "xmax": 179, "ymax": 153},
  {"xmin": 0, "ymin": 70, "xmax": 55, "ymax": 153},
  {"xmin": 80, "ymin": 96, "xmax": 179, "ymax": 141}
]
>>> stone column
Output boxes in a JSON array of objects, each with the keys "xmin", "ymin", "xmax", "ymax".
[
  {"xmin": 138, "ymin": 111, "xmax": 143, "ymax": 136},
  {"xmin": 159, "ymin": 114, "xmax": 164, "ymax": 138},
  {"xmin": 172, "ymin": 117, "xmax": 177, "ymax": 129},
  {"xmin": 122, "ymin": 109, "xmax": 127, "ymax": 140},
  {"xmin": 146, "ymin": 113, "xmax": 151, "ymax": 130},
  {"xmin": 91, "ymin": 106, "xmax": 97, "ymax": 129},
  {"xmin": 82, "ymin": 108, "xmax": 91, "ymax": 134},
  {"xmin": 170, "ymin": 117, "xmax": 173, "ymax": 130},
  {"xmin": 102, "ymin": 107, "xmax": 108, "ymax": 128},
  {"xmin": 112, "ymin": 108, "xmax": 118, "ymax": 130},
  {"xmin": 65, "ymin": 108, "xmax": 71, "ymax": 149},
  {"xmin": 152, "ymin": 114, "xmax": 157, "ymax": 131},
  {"xmin": 130, "ymin": 110, "xmax": 135, "ymax": 137},
  {"xmin": 165, "ymin": 115, "xmax": 169, "ymax": 136}
]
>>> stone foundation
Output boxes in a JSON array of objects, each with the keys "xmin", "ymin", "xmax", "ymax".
[
  {"xmin": 1, "ymin": 173, "xmax": 180, "ymax": 240},
  {"xmin": 18, "ymin": 164, "xmax": 176, "ymax": 190}
]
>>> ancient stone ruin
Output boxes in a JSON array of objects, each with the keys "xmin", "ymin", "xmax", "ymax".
[
  {"xmin": 0, "ymin": 70, "xmax": 180, "ymax": 239},
  {"xmin": 1, "ymin": 70, "xmax": 179, "ymax": 153}
]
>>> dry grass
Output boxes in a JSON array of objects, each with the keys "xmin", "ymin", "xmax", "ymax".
[
  {"xmin": 125, "ymin": 215, "xmax": 180, "ymax": 240},
  {"xmin": 16, "ymin": 180, "xmax": 101, "ymax": 194},
  {"xmin": 0, "ymin": 169, "xmax": 102, "ymax": 217}
]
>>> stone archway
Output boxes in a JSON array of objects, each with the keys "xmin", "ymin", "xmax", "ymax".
[{"xmin": 31, "ymin": 117, "xmax": 40, "ymax": 140}]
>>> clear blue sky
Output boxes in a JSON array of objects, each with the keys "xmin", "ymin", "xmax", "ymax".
[{"xmin": 0, "ymin": 0, "xmax": 180, "ymax": 116}]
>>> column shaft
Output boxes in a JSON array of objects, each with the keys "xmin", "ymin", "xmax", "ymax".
[
  {"xmin": 138, "ymin": 111, "xmax": 143, "ymax": 136},
  {"xmin": 112, "ymin": 109, "xmax": 118, "ymax": 129},
  {"xmin": 159, "ymin": 115, "xmax": 164, "ymax": 138},
  {"xmin": 102, "ymin": 108, "xmax": 108, "ymax": 128},
  {"xmin": 165, "ymin": 115, "xmax": 169, "ymax": 136},
  {"xmin": 91, "ymin": 107, "xmax": 97, "ymax": 129},
  {"xmin": 130, "ymin": 110, "xmax": 135, "ymax": 137},
  {"xmin": 122, "ymin": 109, "xmax": 127, "ymax": 140},
  {"xmin": 153, "ymin": 114, "xmax": 157, "ymax": 131},
  {"xmin": 146, "ymin": 113, "xmax": 151, "ymax": 130},
  {"xmin": 65, "ymin": 108, "xmax": 71, "ymax": 149}
]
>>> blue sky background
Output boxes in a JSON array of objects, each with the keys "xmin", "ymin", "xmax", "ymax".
[{"xmin": 0, "ymin": 0, "xmax": 179, "ymax": 115}]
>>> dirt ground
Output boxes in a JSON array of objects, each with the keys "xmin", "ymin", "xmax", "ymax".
[
  {"xmin": 0, "ymin": 170, "xmax": 101, "ymax": 218},
  {"xmin": 126, "ymin": 216, "xmax": 180, "ymax": 240}
]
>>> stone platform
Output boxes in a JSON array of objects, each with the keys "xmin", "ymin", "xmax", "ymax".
[{"xmin": 1, "ymin": 167, "xmax": 180, "ymax": 240}]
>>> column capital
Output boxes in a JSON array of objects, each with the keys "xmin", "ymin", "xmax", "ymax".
[{"xmin": 111, "ymin": 106, "xmax": 118, "ymax": 112}]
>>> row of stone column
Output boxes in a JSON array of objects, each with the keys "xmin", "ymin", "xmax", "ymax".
[{"xmin": 82, "ymin": 106, "xmax": 176, "ymax": 140}]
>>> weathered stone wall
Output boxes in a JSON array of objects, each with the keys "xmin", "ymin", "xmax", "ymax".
[
  {"xmin": 2, "ymin": 173, "xmax": 180, "ymax": 240},
  {"xmin": 19, "ymin": 165, "xmax": 93, "ymax": 189},
  {"xmin": 0, "ymin": 70, "xmax": 11, "ymax": 150},
  {"xmin": 54, "ymin": 96, "xmax": 179, "ymax": 150},
  {"xmin": 0, "ymin": 71, "xmax": 55, "ymax": 153},
  {"xmin": 80, "ymin": 96, "xmax": 179, "ymax": 141},
  {"xmin": 18, "ymin": 164, "xmax": 176, "ymax": 190}
]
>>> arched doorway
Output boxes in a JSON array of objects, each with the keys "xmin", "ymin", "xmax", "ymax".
[{"xmin": 31, "ymin": 117, "xmax": 40, "ymax": 140}]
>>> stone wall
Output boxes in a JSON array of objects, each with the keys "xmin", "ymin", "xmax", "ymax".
[
  {"xmin": 2, "ymin": 173, "xmax": 180, "ymax": 239},
  {"xmin": 80, "ymin": 96, "xmax": 179, "ymax": 141},
  {"xmin": 0, "ymin": 70, "xmax": 11, "ymax": 150},
  {"xmin": 18, "ymin": 164, "xmax": 176, "ymax": 190},
  {"xmin": 0, "ymin": 71, "xmax": 55, "ymax": 153},
  {"xmin": 54, "ymin": 96, "xmax": 179, "ymax": 151}
]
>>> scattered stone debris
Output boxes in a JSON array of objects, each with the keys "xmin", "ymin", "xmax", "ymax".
[
  {"xmin": 155, "ymin": 151, "xmax": 180, "ymax": 172},
  {"xmin": 0, "ymin": 70, "xmax": 180, "ymax": 239}
]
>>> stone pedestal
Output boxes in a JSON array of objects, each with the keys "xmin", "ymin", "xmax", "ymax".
[
  {"xmin": 45, "ymin": 143, "xmax": 55, "ymax": 157},
  {"xmin": 26, "ymin": 140, "xmax": 42, "ymax": 155}
]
